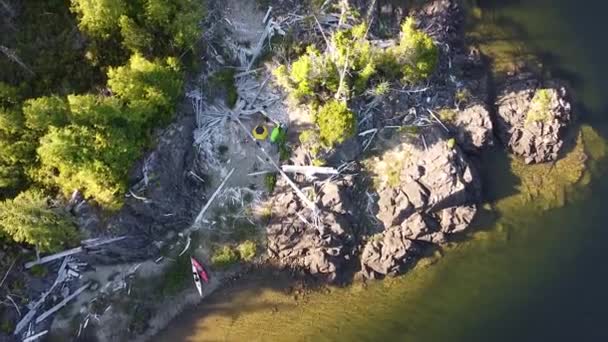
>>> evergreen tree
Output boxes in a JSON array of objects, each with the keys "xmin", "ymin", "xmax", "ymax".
[
  {"xmin": 107, "ymin": 54, "xmax": 182, "ymax": 126},
  {"xmin": 70, "ymin": 0, "xmax": 127, "ymax": 38},
  {"xmin": 22, "ymin": 96, "xmax": 70, "ymax": 133},
  {"xmin": 0, "ymin": 189, "xmax": 78, "ymax": 252}
]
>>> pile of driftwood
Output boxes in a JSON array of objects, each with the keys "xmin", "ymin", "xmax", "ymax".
[{"xmin": 6, "ymin": 236, "xmax": 127, "ymax": 341}]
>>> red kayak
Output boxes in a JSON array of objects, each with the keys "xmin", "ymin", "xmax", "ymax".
[{"xmin": 191, "ymin": 257, "xmax": 209, "ymax": 283}]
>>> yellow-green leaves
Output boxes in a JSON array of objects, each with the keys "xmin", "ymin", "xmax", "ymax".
[
  {"xmin": 0, "ymin": 189, "xmax": 78, "ymax": 252},
  {"xmin": 70, "ymin": 0, "xmax": 127, "ymax": 38},
  {"xmin": 316, "ymin": 100, "xmax": 356, "ymax": 147}
]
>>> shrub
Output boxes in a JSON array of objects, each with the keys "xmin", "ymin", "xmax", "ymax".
[
  {"xmin": 315, "ymin": 100, "xmax": 356, "ymax": 146},
  {"xmin": 455, "ymin": 88, "xmax": 472, "ymax": 106},
  {"xmin": 237, "ymin": 240, "xmax": 257, "ymax": 262},
  {"xmin": 264, "ymin": 173, "xmax": 277, "ymax": 193},
  {"xmin": 396, "ymin": 17, "xmax": 439, "ymax": 82},
  {"xmin": 0, "ymin": 189, "xmax": 79, "ymax": 252},
  {"xmin": 526, "ymin": 88, "xmax": 552, "ymax": 124},
  {"xmin": 211, "ymin": 245, "xmax": 240, "ymax": 268},
  {"xmin": 439, "ymin": 109, "xmax": 457, "ymax": 123}
]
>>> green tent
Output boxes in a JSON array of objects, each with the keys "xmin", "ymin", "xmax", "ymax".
[{"xmin": 270, "ymin": 125, "xmax": 286, "ymax": 144}]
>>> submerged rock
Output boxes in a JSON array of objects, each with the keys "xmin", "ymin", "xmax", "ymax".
[{"xmin": 496, "ymin": 73, "xmax": 573, "ymax": 164}]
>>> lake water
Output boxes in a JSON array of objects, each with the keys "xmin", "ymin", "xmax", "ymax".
[{"xmin": 152, "ymin": 1, "xmax": 608, "ymax": 341}]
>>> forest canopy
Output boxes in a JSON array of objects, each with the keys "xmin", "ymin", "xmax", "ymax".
[{"xmin": 0, "ymin": 0, "xmax": 203, "ymax": 251}]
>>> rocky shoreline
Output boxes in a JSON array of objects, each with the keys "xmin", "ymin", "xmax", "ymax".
[{"xmin": 265, "ymin": 0, "xmax": 575, "ymax": 282}]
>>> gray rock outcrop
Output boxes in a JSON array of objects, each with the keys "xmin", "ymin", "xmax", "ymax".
[
  {"xmin": 266, "ymin": 179, "xmax": 354, "ymax": 282},
  {"xmin": 496, "ymin": 73, "xmax": 573, "ymax": 164},
  {"xmin": 451, "ymin": 103, "xmax": 494, "ymax": 153},
  {"xmin": 360, "ymin": 128, "xmax": 480, "ymax": 278}
]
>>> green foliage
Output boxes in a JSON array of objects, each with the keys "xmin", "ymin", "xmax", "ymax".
[
  {"xmin": 36, "ymin": 124, "xmax": 141, "ymax": 209},
  {"xmin": 312, "ymin": 158, "xmax": 326, "ymax": 166},
  {"xmin": 66, "ymin": 94, "xmax": 125, "ymax": 127},
  {"xmin": 447, "ymin": 137, "xmax": 457, "ymax": 149},
  {"xmin": 0, "ymin": 189, "xmax": 78, "ymax": 252},
  {"xmin": 0, "ymin": 83, "xmax": 22, "ymax": 108},
  {"xmin": 264, "ymin": 173, "xmax": 277, "ymax": 193},
  {"xmin": 119, "ymin": 15, "xmax": 153, "ymax": 53},
  {"xmin": 211, "ymin": 245, "xmax": 240, "ymax": 268},
  {"xmin": 392, "ymin": 17, "xmax": 439, "ymax": 83},
  {"xmin": 23, "ymin": 96, "xmax": 70, "ymax": 132},
  {"xmin": 526, "ymin": 89, "xmax": 552, "ymax": 124},
  {"xmin": 315, "ymin": 100, "xmax": 356, "ymax": 146},
  {"xmin": 70, "ymin": 0, "xmax": 127, "ymax": 38},
  {"xmin": 237, "ymin": 240, "xmax": 257, "ymax": 262},
  {"xmin": 72, "ymin": 0, "xmax": 204, "ymax": 55},
  {"xmin": 439, "ymin": 109, "xmax": 457, "ymax": 123},
  {"xmin": 108, "ymin": 54, "xmax": 182, "ymax": 126},
  {"xmin": 0, "ymin": 108, "xmax": 36, "ymax": 195},
  {"xmin": 371, "ymin": 81, "xmax": 391, "ymax": 97},
  {"xmin": 455, "ymin": 88, "xmax": 472, "ymax": 106}
]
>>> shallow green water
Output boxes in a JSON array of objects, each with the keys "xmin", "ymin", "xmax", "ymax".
[{"xmin": 154, "ymin": 1, "xmax": 608, "ymax": 341}]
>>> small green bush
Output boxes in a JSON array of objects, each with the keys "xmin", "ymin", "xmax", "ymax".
[
  {"xmin": 211, "ymin": 245, "xmax": 240, "ymax": 268},
  {"xmin": 264, "ymin": 173, "xmax": 277, "ymax": 193},
  {"xmin": 394, "ymin": 17, "xmax": 439, "ymax": 83},
  {"xmin": 455, "ymin": 88, "xmax": 472, "ymax": 105},
  {"xmin": 315, "ymin": 100, "xmax": 356, "ymax": 146},
  {"xmin": 447, "ymin": 138, "xmax": 457, "ymax": 149},
  {"xmin": 439, "ymin": 109, "xmax": 457, "ymax": 123},
  {"xmin": 237, "ymin": 240, "xmax": 257, "ymax": 262}
]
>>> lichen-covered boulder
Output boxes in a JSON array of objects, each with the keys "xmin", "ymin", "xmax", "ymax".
[
  {"xmin": 361, "ymin": 127, "xmax": 480, "ymax": 278},
  {"xmin": 496, "ymin": 73, "xmax": 573, "ymax": 164}
]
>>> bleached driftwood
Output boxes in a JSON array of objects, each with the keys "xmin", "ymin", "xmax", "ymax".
[
  {"xmin": 178, "ymin": 236, "xmax": 191, "ymax": 256},
  {"xmin": 0, "ymin": 45, "xmax": 34, "ymax": 75},
  {"xmin": 188, "ymin": 170, "xmax": 206, "ymax": 184},
  {"xmin": 35, "ymin": 283, "xmax": 90, "ymax": 324},
  {"xmin": 248, "ymin": 170, "xmax": 273, "ymax": 176},
  {"xmin": 193, "ymin": 168, "xmax": 236, "ymax": 226},
  {"xmin": 426, "ymin": 108, "xmax": 450, "ymax": 133},
  {"xmin": 15, "ymin": 258, "xmax": 69, "ymax": 334},
  {"xmin": 22, "ymin": 330, "xmax": 48, "ymax": 342},
  {"xmin": 282, "ymin": 165, "xmax": 338, "ymax": 177},
  {"xmin": 0, "ymin": 258, "xmax": 15, "ymax": 289},
  {"xmin": 25, "ymin": 236, "xmax": 127, "ymax": 269}
]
